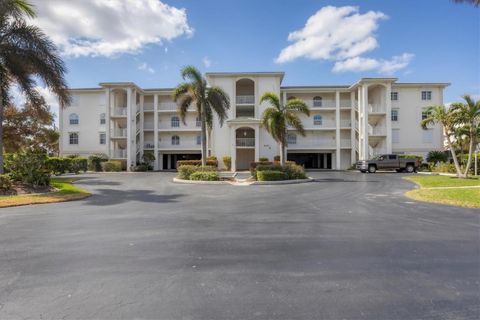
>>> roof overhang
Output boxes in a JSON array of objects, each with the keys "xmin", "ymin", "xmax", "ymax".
[{"xmin": 206, "ymin": 71, "xmax": 285, "ymax": 82}]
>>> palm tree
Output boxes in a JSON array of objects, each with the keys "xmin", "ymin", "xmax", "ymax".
[
  {"xmin": 421, "ymin": 105, "xmax": 464, "ymax": 177},
  {"xmin": 172, "ymin": 66, "xmax": 230, "ymax": 167},
  {"xmin": 0, "ymin": 0, "xmax": 70, "ymax": 173},
  {"xmin": 452, "ymin": 0, "xmax": 480, "ymax": 7},
  {"xmin": 260, "ymin": 92, "xmax": 310, "ymax": 166},
  {"xmin": 449, "ymin": 95, "xmax": 480, "ymax": 177}
]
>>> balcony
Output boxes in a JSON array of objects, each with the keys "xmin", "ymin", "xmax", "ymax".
[
  {"xmin": 289, "ymin": 139, "xmax": 336, "ymax": 149},
  {"xmin": 112, "ymin": 149, "xmax": 127, "ymax": 159},
  {"xmin": 158, "ymin": 140, "xmax": 201, "ymax": 149},
  {"xmin": 158, "ymin": 102, "xmax": 178, "ymax": 111},
  {"xmin": 112, "ymin": 107, "xmax": 127, "ymax": 117},
  {"xmin": 144, "ymin": 122, "xmax": 154, "ymax": 130},
  {"xmin": 236, "ymin": 138, "xmax": 255, "ymax": 147},
  {"xmin": 306, "ymin": 100, "xmax": 336, "ymax": 109},
  {"xmin": 144, "ymin": 141, "xmax": 155, "ymax": 149},
  {"xmin": 340, "ymin": 120, "xmax": 351, "ymax": 127},
  {"xmin": 111, "ymin": 128, "xmax": 127, "ymax": 138},
  {"xmin": 341, "ymin": 139, "xmax": 352, "ymax": 148},
  {"xmin": 368, "ymin": 125, "xmax": 386, "ymax": 136},
  {"xmin": 144, "ymin": 103, "xmax": 154, "ymax": 111},
  {"xmin": 236, "ymin": 95, "xmax": 255, "ymax": 104},
  {"xmin": 369, "ymin": 104, "xmax": 386, "ymax": 113},
  {"xmin": 305, "ymin": 119, "xmax": 336, "ymax": 129}
]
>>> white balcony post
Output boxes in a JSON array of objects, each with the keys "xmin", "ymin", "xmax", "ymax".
[
  {"xmin": 126, "ymin": 88, "xmax": 132, "ymax": 170},
  {"xmin": 335, "ymin": 91, "xmax": 341, "ymax": 169},
  {"xmin": 231, "ymin": 126, "xmax": 236, "ymax": 172},
  {"xmin": 139, "ymin": 94, "xmax": 144, "ymax": 161},
  {"xmin": 105, "ymin": 88, "xmax": 111, "ymax": 158},
  {"xmin": 385, "ymin": 83, "xmax": 392, "ymax": 154},
  {"xmin": 362, "ymin": 85, "xmax": 369, "ymax": 160},
  {"xmin": 350, "ymin": 91, "xmax": 356, "ymax": 165},
  {"xmin": 154, "ymin": 94, "xmax": 159, "ymax": 170},
  {"xmin": 255, "ymin": 126, "xmax": 260, "ymax": 161}
]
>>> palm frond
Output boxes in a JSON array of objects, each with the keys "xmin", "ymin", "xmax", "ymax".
[
  {"xmin": 259, "ymin": 92, "xmax": 281, "ymax": 110},
  {"xmin": 285, "ymin": 111, "xmax": 306, "ymax": 136},
  {"xmin": 285, "ymin": 98, "xmax": 310, "ymax": 116},
  {"xmin": 206, "ymin": 86, "xmax": 230, "ymax": 126}
]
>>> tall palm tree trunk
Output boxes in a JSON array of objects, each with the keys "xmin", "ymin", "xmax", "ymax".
[
  {"xmin": 463, "ymin": 132, "xmax": 475, "ymax": 177},
  {"xmin": 445, "ymin": 130, "xmax": 463, "ymax": 178},
  {"xmin": 200, "ymin": 105, "xmax": 207, "ymax": 167},
  {"xmin": 280, "ymin": 142, "xmax": 286, "ymax": 166}
]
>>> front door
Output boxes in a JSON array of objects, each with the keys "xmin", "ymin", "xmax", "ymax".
[{"xmin": 236, "ymin": 149, "xmax": 254, "ymax": 170}]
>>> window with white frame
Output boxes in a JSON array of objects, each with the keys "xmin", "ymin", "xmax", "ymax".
[
  {"xmin": 287, "ymin": 133, "xmax": 297, "ymax": 145},
  {"xmin": 196, "ymin": 135, "xmax": 201, "ymax": 145},
  {"xmin": 196, "ymin": 116, "xmax": 201, "ymax": 127},
  {"xmin": 99, "ymin": 132, "xmax": 106, "ymax": 145},
  {"xmin": 171, "ymin": 116, "xmax": 180, "ymax": 127},
  {"xmin": 392, "ymin": 129, "xmax": 400, "ymax": 144},
  {"xmin": 391, "ymin": 92, "xmax": 398, "ymax": 101},
  {"xmin": 171, "ymin": 135, "xmax": 180, "ymax": 145},
  {"xmin": 69, "ymin": 113, "xmax": 79, "ymax": 125},
  {"xmin": 69, "ymin": 132, "xmax": 78, "ymax": 145},
  {"xmin": 422, "ymin": 129, "xmax": 433, "ymax": 143},
  {"xmin": 313, "ymin": 96, "xmax": 322, "ymax": 107},
  {"xmin": 421, "ymin": 91, "xmax": 432, "ymax": 100},
  {"xmin": 313, "ymin": 114, "xmax": 323, "ymax": 125},
  {"xmin": 391, "ymin": 109, "xmax": 399, "ymax": 121},
  {"xmin": 100, "ymin": 113, "xmax": 106, "ymax": 125}
]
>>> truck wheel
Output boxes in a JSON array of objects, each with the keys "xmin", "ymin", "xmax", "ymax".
[
  {"xmin": 405, "ymin": 165, "xmax": 415, "ymax": 173},
  {"xmin": 368, "ymin": 165, "xmax": 377, "ymax": 173}
]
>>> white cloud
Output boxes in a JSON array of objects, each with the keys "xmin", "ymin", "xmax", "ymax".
[
  {"xmin": 30, "ymin": 0, "xmax": 193, "ymax": 57},
  {"xmin": 202, "ymin": 56, "xmax": 212, "ymax": 68},
  {"xmin": 138, "ymin": 62, "xmax": 155, "ymax": 74},
  {"xmin": 333, "ymin": 53, "xmax": 415, "ymax": 74},
  {"xmin": 275, "ymin": 6, "xmax": 414, "ymax": 74}
]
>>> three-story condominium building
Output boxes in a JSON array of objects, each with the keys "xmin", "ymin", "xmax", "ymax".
[{"xmin": 59, "ymin": 72, "xmax": 449, "ymax": 171}]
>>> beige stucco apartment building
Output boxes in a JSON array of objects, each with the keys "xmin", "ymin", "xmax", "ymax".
[{"xmin": 59, "ymin": 72, "xmax": 449, "ymax": 171}]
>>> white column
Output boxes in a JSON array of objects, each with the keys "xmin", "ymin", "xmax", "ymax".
[
  {"xmin": 357, "ymin": 87, "xmax": 363, "ymax": 159},
  {"xmin": 362, "ymin": 85, "xmax": 369, "ymax": 159},
  {"xmin": 335, "ymin": 91, "xmax": 341, "ymax": 169},
  {"xmin": 126, "ymin": 88, "xmax": 132, "ymax": 171},
  {"xmin": 254, "ymin": 125, "xmax": 260, "ymax": 161},
  {"xmin": 350, "ymin": 91, "xmax": 356, "ymax": 165},
  {"xmin": 105, "ymin": 88, "xmax": 111, "ymax": 158},
  {"xmin": 154, "ymin": 94, "xmax": 159, "ymax": 170},
  {"xmin": 139, "ymin": 94, "xmax": 144, "ymax": 161},
  {"xmin": 385, "ymin": 84, "xmax": 392, "ymax": 154},
  {"xmin": 282, "ymin": 91, "xmax": 287, "ymax": 105},
  {"xmin": 231, "ymin": 125, "xmax": 236, "ymax": 172}
]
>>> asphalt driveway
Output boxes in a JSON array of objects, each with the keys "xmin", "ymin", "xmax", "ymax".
[{"xmin": 0, "ymin": 171, "xmax": 478, "ymax": 319}]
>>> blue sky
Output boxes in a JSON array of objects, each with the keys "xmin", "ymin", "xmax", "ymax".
[{"xmin": 33, "ymin": 0, "xmax": 479, "ymax": 106}]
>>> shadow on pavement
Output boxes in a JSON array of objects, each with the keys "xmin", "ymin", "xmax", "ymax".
[{"xmin": 82, "ymin": 189, "xmax": 185, "ymax": 206}]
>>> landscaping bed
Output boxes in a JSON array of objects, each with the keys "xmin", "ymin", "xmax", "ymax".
[{"xmin": 404, "ymin": 175, "xmax": 480, "ymax": 208}]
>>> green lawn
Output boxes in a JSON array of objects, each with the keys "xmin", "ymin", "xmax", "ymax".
[
  {"xmin": 404, "ymin": 175, "xmax": 480, "ymax": 208},
  {"xmin": 0, "ymin": 177, "xmax": 91, "ymax": 208}
]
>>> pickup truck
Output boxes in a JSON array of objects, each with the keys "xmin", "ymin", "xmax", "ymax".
[{"xmin": 356, "ymin": 154, "xmax": 421, "ymax": 173}]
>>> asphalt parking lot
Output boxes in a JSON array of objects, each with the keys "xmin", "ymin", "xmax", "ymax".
[{"xmin": 0, "ymin": 171, "xmax": 478, "ymax": 319}]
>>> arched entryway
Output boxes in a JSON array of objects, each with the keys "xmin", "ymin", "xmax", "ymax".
[{"xmin": 236, "ymin": 127, "xmax": 255, "ymax": 170}]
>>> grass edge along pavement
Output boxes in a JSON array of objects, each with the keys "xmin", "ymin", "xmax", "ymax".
[
  {"xmin": 404, "ymin": 175, "xmax": 480, "ymax": 209},
  {"xmin": 0, "ymin": 177, "xmax": 91, "ymax": 208}
]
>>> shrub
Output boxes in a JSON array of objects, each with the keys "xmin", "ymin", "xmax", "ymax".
[
  {"xmin": 190, "ymin": 171, "xmax": 220, "ymax": 181},
  {"xmin": 432, "ymin": 163, "xmax": 457, "ymax": 174},
  {"xmin": 178, "ymin": 165, "xmax": 216, "ymax": 180},
  {"xmin": 207, "ymin": 156, "xmax": 217, "ymax": 161},
  {"xmin": 102, "ymin": 160, "xmax": 122, "ymax": 172},
  {"xmin": 134, "ymin": 164, "xmax": 150, "ymax": 172},
  {"xmin": 426, "ymin": 150, "xmax": 448, "ymax": 164},
  {"xmin": 249, "ymin": 161, "xmax": 273, "ymax": 175},
  {"xmin": 46, "ymin": 157, "xmax": 68, "ymax": 174},
  {"xmin": 222, "ymin": 156, "xmax": 232, "ymax": 171},
  {"xmin": 88, "ymin": 154, "xmax": 108, "ymax": 172},
  {"xmin": 5, "ymin": 151, "xmax": 50, "ymax": 187},
  {"xmin": 257, "ymin": 170, "xmax": 286, "ymax": 181},
  {"xmin": 259, "ymin": 157, "xmax": 269, "ymax": 162},
  {"xmin": 65, "ymin": 154, "xmax": 80, "ymax": 159},
  {"xmin": 176, "ymin": 160, "xmax": 218, "ymax": 168},
  {"xmin": 142, "ymin": 152, "xmax": 156, "ymax": 164},
  {"xmin": 399, "ymin": 154, "xmax": 424, "ymax": 163},
  {"xmin": 0, "ymin": 174, "xmax": 12, "ymax": 190},
  {"xmin": 256, "ymin": 164, "xmax": 283, "ymax": 172},
  {"xmin": 283, "ymin": 164, "xmax": 306, "ymax": 180},
  {"xmin": 71, "ymin": 157, "xmax": 88, "ymax": 173},
  {"xmin": 418, "ymin": 163, "xmax": 432, "ymax": 172},
  {"xmin": 274, "ymin": 155, "xmax": 280, "ymax": 161}
]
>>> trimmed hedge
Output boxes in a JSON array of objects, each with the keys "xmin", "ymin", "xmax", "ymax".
[
  {"xmin": 190, "ymin": 171, "xmax": 220, "ymax": 181},
  {"xmin": 254, "ymin": 163, "xmax": 306, "ymax": 181},
  {"xmin": 0, "ymin": 174, "xmax": 12, "ymax": 190},
  {"xmin": 259, "ymin": 157, "xmax": 269, "ymax": 162},
  {"xmin": 5, "ymin": 151, "xmax": 50, "ymax": 187},
  {"xmin": 432, "ymin": 163, "xmax": 457, "ymax": 173},
  {"xmin": 178, "ymin": 165, "xmax": 216, "ymax": 180},
  {"xmin": 102, "ymin": 160, "xmax": 122, "ymax": 172},
  {"xmin": 88, "ymin": 154, "xmax": 108, "ymax": 172},
  {"xmin": 176, "ymin": 160, "xmax": 218, "ymax": 168},
  {"xmin": 257, "ymin": 170, "xmax": 286, "ymax": 181},
  {"xmin": 250, "ymin": 161, "xmax": 273, "ymax": 175}
]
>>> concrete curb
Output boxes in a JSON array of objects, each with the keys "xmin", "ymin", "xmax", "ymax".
[
  {"xmin": 251, "ymin": 177, "xmax": 315, "ymax": 185},
  {"xmin": 417, "ymin": 172, "xmax": 458, "ymax": 177},
  {"xmin": 172, "ymin": 177, "xmax": 229, "ymax": 185}
]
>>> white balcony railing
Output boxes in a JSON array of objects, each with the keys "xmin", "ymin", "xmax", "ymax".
[
  {"xmin": 341, "ymin": 139, "xmax": 351, "ymax": 148},
  {"xmin": 368, "ymin": 125, "xmax": 386, "ymax": 136},
  {"xmin": 339, "ymin": 99, "xmax": 352, "ymax": 108},
  {"xmin": 158, "ymin": 102, "xmax": 178, "ymax": 111},
  {"xmin": 306, "ymin": 100, "xmax": 336, "ymax": 109},
  {"xmin": 236, "ymin": 95, "xmax": 255, "ymax": 104},
  {"xmin": 290, "ymin": 139, "xmax": 336, "ymax": 148},
  {"xmin": 310, "ymin": 120, "xmax": 336, "ymax": 128},
  {"xmin": 113, "ymin": 107, "xmax": 127, "ymax": 116},
  {"xmin": 340, "ymin": 120, "xmax": 351, "ymax": 127},
  {"xmin": 144, "ymin": 141, "xmax": 155, "ymax": 149},
  {"xmin": 144, "ymin": 122, "xmax": 154, "ymax": 130},
  {"xmin": 236, "ymin": 138, "xmax": 255, "ymax": 147},
  {"xmin": 369, "ymin": 104, "xmax": 386, "ymax": 113},
  {"xmin": 144, "ymin": 103, "xmax": 154, "ymax": 111},
  {"xmin": 112, "ymin": 149, "xmax": 127, "ymax": 158},
  {"xmin": 112, "ymin": 128, "xmax": 127, "ymax": 137},
  {"xmin": 158, "ymin": 141, "xmax": 201, "ymax": 149}
]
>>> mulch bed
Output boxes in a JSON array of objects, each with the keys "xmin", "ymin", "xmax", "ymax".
[{"xmin": 0, "ymin": 183, "xmax": 57, "ymax": 196}]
